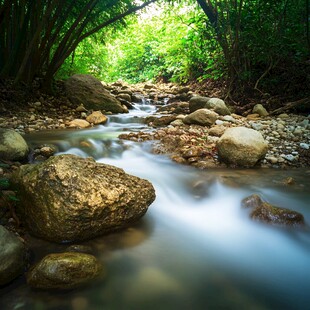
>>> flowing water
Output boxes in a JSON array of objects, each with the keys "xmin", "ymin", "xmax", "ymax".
[{"xmin": 1, "ymin": 100, "xmax": 310, "ymax": 310}]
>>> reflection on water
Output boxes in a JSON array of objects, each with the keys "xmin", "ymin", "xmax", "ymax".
[{"xmin": 1, "ymin": 104, "xmax": 310, "ymax": 310}]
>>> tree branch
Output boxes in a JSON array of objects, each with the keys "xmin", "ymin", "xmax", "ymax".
[{"xmin": 270, "ymin": 98, "xmax": 310, "ymax": 115}]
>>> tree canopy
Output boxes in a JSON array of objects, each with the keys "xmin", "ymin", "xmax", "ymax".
[
  {"xmin": 0, "ymin": 0, "xmax": 309, "ymax": 102},
  {"xmin": 0, "ymin": 0, "xmax": 156, "ymax": 91}
]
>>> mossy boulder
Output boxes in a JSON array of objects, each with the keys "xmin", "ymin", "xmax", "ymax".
[
  {"xmin": 11, "ymin": 154, "xmax": 156, "ymax": 243},
  {"xmin": 242, "ymin": 194, "xmax": 305, "ymax": 227},
  {"xmin": 65, "ymin": 74, "xmax": 127, "ymax": 113},
  {"xmin": 0, "ymin": 225, "xmax": 27, "ymax": 285},
  {"xmin": 27, "ymin": 252, "xmax": 102, "ymax": 290},
  {"xmin": 0, "ymin": 129, "xmax": 29, "ymax": 161}
]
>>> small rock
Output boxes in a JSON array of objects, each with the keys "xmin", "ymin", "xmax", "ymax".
[
  {"xmin": 222, "ymin": 115, "xmax": 236, "ymax": 123},
  {"xmin": 241, "ymin": 194, "xmax": 263, "ymax": 209},
  {"xmin": 117, "ymin": 93, "xmax": 131, "ymax": 102},
  {"xmin": 278, "ymin": 113, "xmax": 289, "ymax": 119},
  {"xmin": 250, "ymin": 122, "xmax": 263, "ymax": 131},
  {"xmin": 0, "ymin": 129, "xmax": 29, "ymax": 161},
  {"xmin": 86, "ymin": 111, "xmax": 108, "ymax": 125},
  {"xmin": 252, "ymin": 104, "xmax": 269, "ymax": 117},
  {"xmin": 282, "ymin": 154, "xmax": 296, "ymax": 162},
  {"xmin": 299, "ymin": 119, "xmax": 309, "ymax": 128},
  {"xmin": 67, "ymin": 119, "xmax": 91, "ymax": 128},
  {"xmin": 283, "ymin": 177, "xmax": 295, "ymax": 185},
  {"xmin": 170, "ymin": 119, "xmax": 184, "ymax": 126},
  {"xmin": 208, "ymin": 125, "xmax": 226, "ymax": 137},
  {"xmin": 0, "ymin": 225, "xmax": 27, "ymax": 285},
  {"xmin": 215, "ymin": 120, "xmax": 224, "ymax": 126},
  {"xmin": 266, "ymin": 156, "xmax": 278, "ymax": 164},
  {"xmin": 207, "ymin": 98, "xmax": 231, "ymax": 116},
  {"xmin": 76, "ymin": 105, "xmax": 88, "ymax": 112},
  {"xmin": 27, "ymin": 252, "xmax": 102, "ymax": 290},
  {"xmin": 246, "ymin": 114, "xmax": 260, "ymax": 120},
  {"xmin": 40, "ymin": 146, "xmax": 56, "ymax": 157},
  {"xmin": 293, "ymin": 128, "xmax": 303, "ymax": 135},
  {"xmin": 241, "ymin": 194, "xmax": 305, "ymax": 227},
  {"xmin": 183, "ymin": 109, "xmax": 218, "ymax": 126},
  {"xmin": 300, "ymin": 143, "xmax": 309, "ymax": 150}
]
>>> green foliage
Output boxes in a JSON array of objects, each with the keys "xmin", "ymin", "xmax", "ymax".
[
  {"xmin": 0, "ymin": 178, "xmax": 9, "ymax": 190},
  {"xmin": 0, "ymin": 0, "xmax": 157, "ymax": 91},
  {"xmin": 98, "ymin": 3, "xmax": 196, "ymax": 83},
  {"xmin": 196, "ymin": 0, "xmax": 309, "ymax": 96},
  {"xmin": 2, "ymin": 0, "xmax": 304, "ymax": 99}
]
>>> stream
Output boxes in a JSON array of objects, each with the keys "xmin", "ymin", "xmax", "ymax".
[{"xmin": 1, "ymin": 100, "xmax": 310, "ymax": 310}]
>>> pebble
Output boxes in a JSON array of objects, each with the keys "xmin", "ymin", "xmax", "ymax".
[
  {"xmin": 299, "ymin": 119, "xmax": 309, "ymax": 128},
  {"xmin": 215, "ymin": 120, "xmax": 224, "ymax": 125},
  {"xmin": 282, "ymin": 154, "xmax": 296, "ymax": 162},
  {"xmin": 222, "ymin": 115, "xmax": 236, "ymax": 123},
  {"xmin": 300, "ymin": 143, "xmax": 309, "ymax": 149},
  {"xmin": 266, "ymin": 156, "xmax": 278, "ymax": 164}
]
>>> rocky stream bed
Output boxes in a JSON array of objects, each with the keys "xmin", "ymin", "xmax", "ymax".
[{"xmin": 0, "ymin": 75, "xmax": 310, "ymax": 297}]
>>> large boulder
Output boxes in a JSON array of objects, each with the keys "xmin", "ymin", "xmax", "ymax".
[
  {"xmin": 0, "ymin": 225, "xmax": 26, "ymax": 285},
  {"xmin": 27, "ymin": 252, "xmax": 102, "ymax": 290},
  {"xmin": 0, "ymin": 129, "xmax": 29, "ymax": 161},
  {"xmin": 183, "ymin": 109, "xmax": 218, "ymax": 126},
  {"xmin": 242, "ymin": 194, "xmax": 305, "ymax": 227},
  {"xmin": 189, "ymin": 96, "xmax": 230, "ymax": 115},
  {"xmin": 11, "ymin": 154, "xmax": 156, "ymax": 242},
  {"xmin": 217, "ymin": 127, "xmax": 268, "ymax": 167},
  {"xmin": 65, "ymin": 74, "xmax": 128, "ymax": 113}
]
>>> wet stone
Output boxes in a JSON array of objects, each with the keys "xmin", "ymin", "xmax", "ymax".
[{"xmin": 241, "ymin": 194, "xmax": 305, "ymax": 227}]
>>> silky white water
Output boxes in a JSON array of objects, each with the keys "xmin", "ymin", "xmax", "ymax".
[{"xmin": 1, "ymin": 101, "xmax": 309, "ymax": 310}]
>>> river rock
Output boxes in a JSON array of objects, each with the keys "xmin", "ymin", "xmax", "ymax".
[
  {"xmin": 65, "ymin": 74, "xmax": 127, "ymax": 113},
  {"xmin": 76, "ymin": 104, "xmax": 88, "ymax": 112},
  {"xmin": 252, "ymin": 104, "xmax": 269, "ymax": 117},
  {"xmin": 188, "ymin": 96, "xmax": 211, "ymax": 113},
  {"xmin": 242, "ymin": 194, "xmax": 305, "ymax": 227},
  {"xmin": 0, "ymin": 225, "xmax": 26, "ymax": 285},
  {"xmin": 217, "ymin": 127, "xmax": 268, "ymax": 167},
  {"xmin": 11, "ymin": 154, "xmax": 156, "ymax": 242},
  {"xmin": 67, "ymin": 119, "xmax": 91, "ymax": 128},
  {"xmin": 183, "ymin": 109, "xmax": 218, "ymax": 126},
  {"xmin": 148, "ymin": 115, "xmax": 177, "ymax": 127},
  {"xmin": 189, "ymin": 96, "xmax": 230, "ymax": 115},
  {"xmin": 207, "ymin": 98, "xmax": 231, "ymax": 115},
  {"xmin": 27, "ymin": 252, "xmax": 102, "ymax": 290},
  {"xmin": 0, "ymin": 129, "xmax": 29, "ymax": 161},
  {"xmin": 86, "ymin": 111, "xmax": 108, "ymax": 125},
  {"xmin": 208, "ymin": 125, "xmax": 226, "ymax": 137},
  {"xmin": 117, "ymin": 93, "xmax": 132, "ymax": 102}
]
